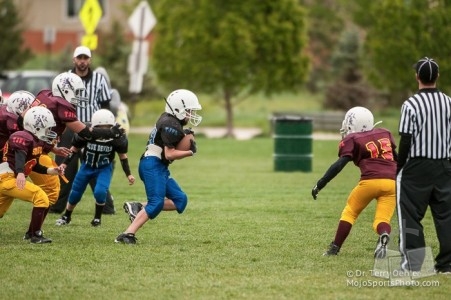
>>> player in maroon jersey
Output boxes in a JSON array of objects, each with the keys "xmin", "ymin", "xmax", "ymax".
[
  {"xmin": 0, "ymin": 107, "xmax": 64, "ymax": 243},
  {"xmin": 22, "ymin": 72, "xmax": 124, "ymax": 240},
  {"xmin": 0, "ymin": 90, "xmax": 36, "ymax": 157},
  {"xmin": 0, "ymin": 101, "xmax": 20, "ymax": 157},
  {"xmin": 311, "ymin": 106, "xmax": 397, "ymax": 258}
]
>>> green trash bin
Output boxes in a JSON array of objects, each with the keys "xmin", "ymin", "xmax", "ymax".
[{"xmin": 272, "ymin": 115, "xmax": 313, "ymax": 172}]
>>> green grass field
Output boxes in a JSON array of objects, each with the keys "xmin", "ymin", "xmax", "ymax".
[{"xmin": 0, "ymin": 134, "xmax": 449, "ymax": 300}]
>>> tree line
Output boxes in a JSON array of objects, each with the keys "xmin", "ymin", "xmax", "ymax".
[{"xmin": 2, "ymin": 0, "xmax": 451, "ymax": 135}]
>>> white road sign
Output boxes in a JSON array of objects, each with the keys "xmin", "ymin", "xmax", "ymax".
[
  {"xmin": 127, "ymin": 40, "xmax": 149, "ymax": 93},
  {"xmin": 128, "ymin": 1, "xmax": 156, "ymax": 39},
  {"xmin": 129, "ymin": 73, "xmax": 145, "ymax": 94}
]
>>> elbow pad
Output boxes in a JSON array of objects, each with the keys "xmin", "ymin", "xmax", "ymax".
[{"xmin": 78, "ymin": 126, "xmax": 115, "ymax": 140}]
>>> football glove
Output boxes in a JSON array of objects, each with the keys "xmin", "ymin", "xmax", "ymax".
[
  {"xmin": 189, "ymin": 139, "xmax": 197, "ymax": 154},
  {"xmin": 184, "ymin": 128, "xmax": 195, "ymax": 136},
  {"xmin": 311, "ymin": 184, "xmax": 320, "ymax": 200},
  {"xmin": 110, "ymin": 124, "xmax": 125, "ymax": 138}
]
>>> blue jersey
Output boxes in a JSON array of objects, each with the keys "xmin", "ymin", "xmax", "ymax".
[
  {"xmin": 146, "ymin": 113, "xmax": 185, "ymax": 165},
  {"xmin": 72, "ymin": 133, "xmax": 128, "ymax": 168}
]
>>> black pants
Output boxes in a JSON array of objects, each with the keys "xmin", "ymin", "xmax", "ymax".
[
  {"xmin": 51, "ymin": 129, "xmax": 116, "ymax": 214},
  {"xmin": 397, "ymin": 158, "xmax": 451, "ymax": 271}
]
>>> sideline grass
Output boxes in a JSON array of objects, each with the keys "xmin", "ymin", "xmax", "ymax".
[{"xmin": 0, "ymin": 134, "xmax": 449, "ymax": 299}]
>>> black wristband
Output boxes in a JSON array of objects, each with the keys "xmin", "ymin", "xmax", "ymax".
[{"xmin": 120, "ymin": 158, "xmax": 131, "ymax": 176}]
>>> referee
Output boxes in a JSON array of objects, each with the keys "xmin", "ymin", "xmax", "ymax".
[
  {"xmin": 397, "ymin": 57, "xmax": 451, "ymax": 274},
  {"xmin": 52, "ymin": 46, "xmax": 116, "ymax": 215}
]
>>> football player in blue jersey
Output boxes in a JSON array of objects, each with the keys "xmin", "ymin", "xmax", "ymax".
[
  {"xmin": 115, "ymin": 89, "xmax": 201, "ymax": 244},
  {"xmin": 55, "ymin": 109, "xmax": 135, "ymax": 227}
]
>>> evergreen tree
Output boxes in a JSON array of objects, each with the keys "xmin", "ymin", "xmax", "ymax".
[
  {"xmin": 301, "ymin": 0, "xmax": 344, "ymax": 93},
  {"xmin": 0, "ymin": 0, "xmax": 32, "ymax": 71},
  {"xmin": 325, "ymin": 28, "xmax": 375, "ymax": 110}
]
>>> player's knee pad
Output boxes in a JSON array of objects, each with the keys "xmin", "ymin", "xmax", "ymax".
[
  {"xmin": 0, "ymin": 196, "xmax": 14, "ymax": 218},
  {"xmin": 173, "ymin": 194, "xmax": 188, "ymax": 214},
  {"xmin": 29, "ymin": 172, "xmax": 60, "ymax": 205},
  {"xmin": 340, "ymin": 205, "xmax": 358, "ymax": 225},
  {"xmin": 144, "ymin": 200, "xmax": 164, "ymax": 219},
  {"xmin": 28, "ymin": 185, "xmax": 50, "ymax": 208},
  {"xmin": 68, "ymin": 190, "xmax": 83, "ymax": 206},
  {"xmin": 93, "ymin": 190, "xmax": 107, "ymax": 204}
]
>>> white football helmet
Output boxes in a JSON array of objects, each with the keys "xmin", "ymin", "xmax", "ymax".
[
  {"xmin": 52, "ymin": 72, "xmax": 88, "ymax": 107},
  {"xmin": 340, "ymin": 106, "xmax": 375, "ymax": 138},
  {"xmin": 6, "ymin": 90, "xmax": 35, "ymax": 116},
  {"xmin": 23, "ymin": 106, "xmax": 57, "ymax": 144},
  {"xmin": 165, "ymin": 89, "xmax": 202, "ymax": 126},
  {"xmin": 91, "ymin": 109, "xmax": 116, "ymax": 127}
]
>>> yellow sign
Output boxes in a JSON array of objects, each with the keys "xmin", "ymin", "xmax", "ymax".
[
  {"xmin": 79, "ymin": 0, "xmax": 102, "ymax": 35},
  {"xmin": 81, "ymin": 34, "xmax": 98, "ymax": 50}
]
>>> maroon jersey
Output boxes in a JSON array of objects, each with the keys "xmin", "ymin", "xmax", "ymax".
[
  {"xmin": 0, "ymin": 106, "xmax": 20, "ymax": 151},
  {"xmin": 2, "ymin": 130, "xmax": 46, "ymax": 176},
  {"xmin": 339, "ymin": 128, "xmax": 397, "ymax": 180},
  {"xmin": 30, "ymin": 90, "xmax": 78, "ymax": 137}
]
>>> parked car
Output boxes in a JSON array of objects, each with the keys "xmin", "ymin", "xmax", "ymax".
[{"xmin": 0, "ymin": 70, "xmax": 57, "ymax": 100}]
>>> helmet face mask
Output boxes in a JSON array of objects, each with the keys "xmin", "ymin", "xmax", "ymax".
[
  {"xmin": 185, "ymin": 109, "xmax": 202, "ymax": 127},
  {"xmin": 23, "ymin": 106, "xmax": 57, "ymax": 144},
  {"xmin": 91, "ymin": 109, "xmax": 116, "ymax": 142},
  {"xmin": 6, "ymin": 90, "xmax": 35, "ymax": 116},
  {"xmin": 165, "ymin": 89, "xmax": 202, "ymax": 126},
  {"xmin": 340, "ymin": 106, "xmax": 374, "ymax": 138},
  {"xmin": 52, "ymin": 72, "xmax": 88, "ymax": 107}
]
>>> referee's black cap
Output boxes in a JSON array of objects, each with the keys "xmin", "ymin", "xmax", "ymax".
[{"xmin": 413, "ymin": 57, "xmax": 439, "ymax": 83}]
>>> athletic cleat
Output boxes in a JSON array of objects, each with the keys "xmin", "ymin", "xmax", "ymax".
[
  {"xmin": 55, "ymin": 215, "xmax": 71, "ymax": 226},
  {"xmin": 123, "ymin": 202, "xmax": 143, "ymax": 223},
  {"xmin": 374, "ymin": 233, "xmax": 390, "ymax": 259},
  {"xmin": 30, "ymin": 230, "xmax": 52, "ymax": 244},
  {"xmin": 102, "ymin": 206, "xmax": 116, "ymax": 215},
  {"xmin": 115, "ymin": 233, "xmax": 137, "ymax": 244},
  {"xmin": 323, "ymin": 242, "xmax": 340, "ymax": 256},
  {"xmin": 91, "ymin": 218, "xmax": 101, "ymax": 227},
  {"xmin": 23, "ymin": 232, "xmax": 31, "ymax": 240}
]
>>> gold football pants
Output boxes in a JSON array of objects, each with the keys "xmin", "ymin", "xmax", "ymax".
[
  {"xmin": 28, "ymin": 154, "xmax": 60, "ymax": 205},
  {"xmin": 340, "ymin": 179, "xmax": 395, "ymax": 233},
  {"xmin": 0, "ymin": 173, "xmax": 49, "ymax": 218}
]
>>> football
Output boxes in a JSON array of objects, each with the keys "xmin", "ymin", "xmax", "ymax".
[{"xmin": 176, "ymin": 133, "xmax": 194, "ymax": 151}]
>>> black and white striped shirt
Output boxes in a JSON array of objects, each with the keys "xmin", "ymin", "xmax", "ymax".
[
  {"xmin": 399, "ymin": 88, "xmax": 451, "ymax": 159},
  {"xmin": 69, "ymin": 68, "xmax": 111, "ymax": 122}
]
